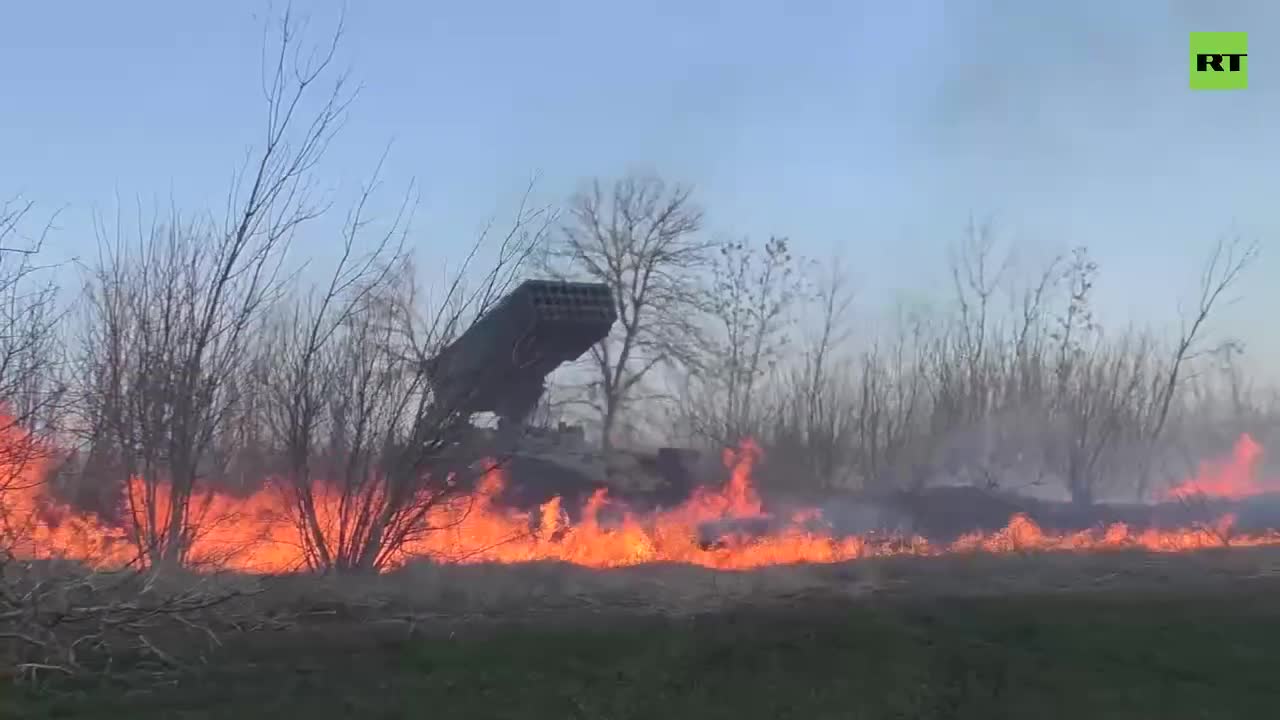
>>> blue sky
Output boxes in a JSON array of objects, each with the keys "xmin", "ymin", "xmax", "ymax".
[{"xmin": 2, "ymin": 1, "xmax": 1277, "ymax": 371}]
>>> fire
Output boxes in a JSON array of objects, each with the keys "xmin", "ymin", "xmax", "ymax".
[
  {"xmin": 1165, "ymin": 433, "xmax": 1280, "ymax": 500},
  {"xmin": 4, "ymin": 423, "xmax": 1280, "ymax": 574}
]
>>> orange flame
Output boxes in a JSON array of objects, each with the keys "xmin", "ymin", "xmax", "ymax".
[
  {"xmin": 5, "ymin": 422, "xmax": 1280, "ymax": 573},
  {"xmin": 1165, "ymin": 434, "xmax": 1280, "ymax": 500}
]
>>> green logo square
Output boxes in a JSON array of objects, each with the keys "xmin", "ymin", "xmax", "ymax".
[{"xmin": 1190, "ymin": 32, "xmax": 1248, "ymax": 90}]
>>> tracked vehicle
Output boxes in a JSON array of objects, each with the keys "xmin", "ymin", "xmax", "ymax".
[{"xmin": 427, "ymin": 279, "xmax": 704, "ymax": 511}]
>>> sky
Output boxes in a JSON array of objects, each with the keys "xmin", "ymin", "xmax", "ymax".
[{"xmin": 2, "ymin": 0, "xmax": 1277, "ymax": 374}]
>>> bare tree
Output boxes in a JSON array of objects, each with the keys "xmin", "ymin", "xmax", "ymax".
[
  {"xmin": 257, "ymin": 159, "xmax": 408, "ymax": 571},
  {"xmin": 262, "ymin": 183, "xmax": 551, "ymax": 572},
  {"xmin": 683, "ymin": 236, "xmax": 803, "ymax": 446},
  {"xmin": 779, "ymin": 258, "xmax": 858, "ymax": 486},
  {"xmin": 917, "ymin": 223, "xmax": 1018, "ymax": 490},
  {"xmin": 950, "ymin": 216, "xmax": 1012, "ymax": 399},
  {"xmin": 1049, "ymin": 331, "xmax": 1160, "ymax": 505},
  {"xmin": 75, "ymin": 9, "xmax": 354, "ymax": 567},
  {"xmin": 1136, "ymin": 234, "xmax": 1260, "ymax": 499},
  {"xmin": 851, "ymin": 310, "xmax": 935, "ymax": 492},
  {"xmin": 545, "ymin": 174, "xmax": 709, "ymax": 453},
  {"xmin": 0, "ymin": 197, "xmax": 66, "ymax": 552},
  {"xmin": 0, "ymin": 199, "xmax": 66, "ymax": 438}
]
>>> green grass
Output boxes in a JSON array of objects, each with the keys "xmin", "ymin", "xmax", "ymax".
[{"xmin": 8, "ymin": 583, "xmax": 1280, "ymax": 719}]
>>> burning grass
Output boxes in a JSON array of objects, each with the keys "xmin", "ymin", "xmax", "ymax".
[
  {"xmin": 6, "ymin": 421, "xmax": 1280, "ymax": 710},
  {"xmin": 8, "ymin": 433, "xmax": 1280, "ymax": 575}
]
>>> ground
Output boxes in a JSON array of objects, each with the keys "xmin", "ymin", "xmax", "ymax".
[{"xmin": 6, "ymin": 550, "xmax": 1280, "ymax": 719}]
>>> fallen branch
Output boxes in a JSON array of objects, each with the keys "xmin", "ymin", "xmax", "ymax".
[{"xmin": 1, "ymin": 560, "xmax": 265, "ymax": 686}]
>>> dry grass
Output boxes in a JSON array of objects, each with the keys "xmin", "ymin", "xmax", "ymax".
[
  {"xmin": 6, "ymin": 546, "xmax": 1280, "ymax": 688},
  {"xmin": 9, "ymin": 549, "xmax": 1280, "ymax": 719}
]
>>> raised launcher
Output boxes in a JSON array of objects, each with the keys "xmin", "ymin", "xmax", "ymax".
[{"xmin": 427, "ymin": 279, "xmax": 616, "ymax": 430}]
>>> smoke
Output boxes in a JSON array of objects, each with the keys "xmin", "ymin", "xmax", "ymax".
[{"xmin": 897, "ymin": 1, "xmax": 1280, "ymax": 372}]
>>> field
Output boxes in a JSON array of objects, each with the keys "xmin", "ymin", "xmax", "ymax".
[{"xmin": 7, "ymin": 549, "xmax": 1280, "ymax": 719}]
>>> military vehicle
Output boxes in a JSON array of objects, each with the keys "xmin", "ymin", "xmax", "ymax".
[
  {"xmin": 427, "ymin": 279, "xmax": 617, "ymax": 431},
  {"xmin": 427, "ymin": 279, "xmax": 706, "ymax": 513}
]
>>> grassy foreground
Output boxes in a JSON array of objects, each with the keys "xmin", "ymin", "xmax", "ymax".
[{"xmin": 7, "ymin": 577, "xmax": 1279, "ymax": 720}]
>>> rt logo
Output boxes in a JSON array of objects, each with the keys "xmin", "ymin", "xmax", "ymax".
[{"xmin": 1190, "ymin": 32, "xmax": 1248, "ymax": 90}]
